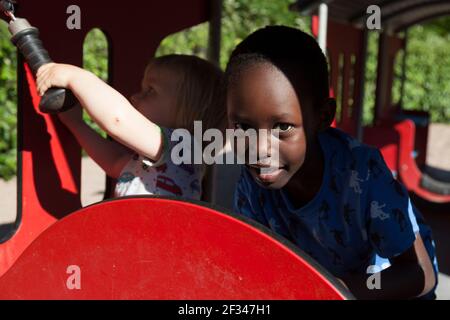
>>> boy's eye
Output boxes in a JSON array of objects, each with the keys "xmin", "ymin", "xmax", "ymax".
[
  {"xmin": 234, "ymin": 123, "xmax": 252, "ymax": 131},
  {"xmin": 273, "ymin": 123, "xmax": 293, "ymax": 132}
]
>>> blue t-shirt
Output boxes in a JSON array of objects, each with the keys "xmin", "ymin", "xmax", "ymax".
[{"xmin": 234, "ymin": 127, "xmax": 437, "ymax": 283}]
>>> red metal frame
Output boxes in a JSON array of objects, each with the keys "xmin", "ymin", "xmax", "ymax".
[{"xmin": 312, "ymin": 16, "xmax": 365, "ymax": 136}]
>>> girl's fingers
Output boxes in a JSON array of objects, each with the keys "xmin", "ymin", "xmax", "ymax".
[
  {"xmin": 37, "ymin": 83, "xmax": 47, "ymax": 96},
  {"xmin": 37, "ymin": 75, "xmax": 51, "ymax": 96},
  {"xmin": 36, "ymin": 66, "xmax": 53, "ymax": 91},
  {"xmin": 36, "ymin": 63, "xmax": 54, "ymax": 78},
  {"xmin": 36, "ymin": 76, "xmax": 45, "ymax": 94},
  {"xmin": 37, "ymin": 70, "xmax": 55, "ymax": 95},
  {"xmin": 37, "ymin": 67, "xmax": 51, "ymax": 83}
]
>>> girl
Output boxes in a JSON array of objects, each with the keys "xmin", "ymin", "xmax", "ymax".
[{"xmin": 38, "ymin": 54, "xmax": 225, "ymax": 200}]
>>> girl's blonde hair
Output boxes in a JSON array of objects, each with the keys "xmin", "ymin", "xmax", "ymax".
[{"xmin": 145, "ymin": 54, "xmax": 226, "ymax": 134}]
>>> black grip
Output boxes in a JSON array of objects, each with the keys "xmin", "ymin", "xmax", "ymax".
[
  {"xmin": 0, "ymin": 0, "xmax": 15, "ymax": 13},
  {"xmin": 11, "ymin": 27, "xmax": 76, "ymax": 113}
]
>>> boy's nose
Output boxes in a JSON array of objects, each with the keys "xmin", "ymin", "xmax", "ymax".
[{"xmin": 256, "ymin": 131, "xmax": 272, "ymax": 159}]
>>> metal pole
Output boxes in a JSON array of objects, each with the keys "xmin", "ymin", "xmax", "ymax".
[
  {"xmin": 207, "ymin": 0, "xmax": 222, "ymax": 67},
  {"xmin": 205, "ymin": 0, "xmax": 223, "ymax": 204},
  {"xmin": 375, "ymin": 32, "xmax": 389, "ymax": 125},
  {"xmin": 356, "ymin": 29, "xmax": 368, "ymax": 142},
  {"xmin": 318, "ymin": 3, "xmax": 328, "ymax": 54},
  {"xmin": 399, "ymin": 30, "xmax": 408, "ymax": 110}
]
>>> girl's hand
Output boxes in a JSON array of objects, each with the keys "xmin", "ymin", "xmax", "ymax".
[{"xmin": 36, "ymin": 63, "xmax": 82, "ymax": 96}]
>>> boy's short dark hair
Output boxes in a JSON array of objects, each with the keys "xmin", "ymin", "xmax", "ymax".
[{"xmin": 226, "ymin": 25, "xmax": 330, "ymax": 117}]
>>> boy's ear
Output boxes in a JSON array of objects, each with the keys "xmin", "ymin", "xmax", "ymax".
[{"xmin": 318, "ymin": 98, "xmax": 336, "ymax": 131}]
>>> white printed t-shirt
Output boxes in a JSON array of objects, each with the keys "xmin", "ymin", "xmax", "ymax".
[{"xmin": 114, "ymin": 127, "xmax": 204, "ymax": 200}]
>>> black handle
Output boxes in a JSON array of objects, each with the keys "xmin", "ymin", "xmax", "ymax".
[{"xmin": 11, "ymin": 26, "xmax": 76, "ymax": 114}]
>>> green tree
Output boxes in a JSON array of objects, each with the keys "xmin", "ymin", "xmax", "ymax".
[
  {"xmin": 0, "ymin": 21, "xmax": 17, "ymax": 181},
  {"xmin": 157, "ymin": 0, "xmax": 310, "ymax": 68},
  {"xmin": 401, "ymin": 17, "xmax": 450, "ymax": 123}
]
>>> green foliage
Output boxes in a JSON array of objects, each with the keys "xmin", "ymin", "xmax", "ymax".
[
  {"xmin": 401, "ymin": 17, "xmax": 450, "ymax": 123},
  {"xmin": 82, "ymin": 29, "xmax": 108, "ymax": 139},
  {"xmin": 363, "ymin": 16, "xmax": 450, "ymax": 125},
  {"xmin": 0, "ymin": 20, "xmax": 17, "ymax": 181},
  {"xmin": 83, "ymin": 28, "xmax": 109, "ymax": 82},
  {"xmin": 156, "ymin": 0, "xmax": 310, "ymax": 69},
  {"xmin": 362, "ymin": 31, "xmax": 379, "ymax": 126}
]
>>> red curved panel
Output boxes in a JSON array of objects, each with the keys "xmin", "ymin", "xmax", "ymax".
[
  {"xmin": 395, "ymin": 120, "xmax": 450, "ymax": 204},
  {"xmin": 0, "ymin": 198, "xmax": 349, "ymax": 300},
  {"xmin": 364, "ymin": 120, "xmax": 450, "ymax": 205}
]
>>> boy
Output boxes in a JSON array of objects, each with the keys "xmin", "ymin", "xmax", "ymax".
[{"xmin": 226, "ymin": 26, "xmax": 437, "ymax": 299}]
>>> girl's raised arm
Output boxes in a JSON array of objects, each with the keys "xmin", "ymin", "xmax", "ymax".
[{"xmin": 36, "ymin": 63, "xmax": 163, "ymax": 163}]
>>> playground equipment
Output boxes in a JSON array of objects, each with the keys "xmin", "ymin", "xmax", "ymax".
[
  {"xmin": 0, "ymin": 0, "xmax": 351, "ymax": 299},
  {"xmin": 292, "ymin": 0, "xmax": 450, "ymax": 210},
  {"xmin": 365, "ymin": 120, "xmax": 450, "ymax": 211},
  {"xmin": 1, "ymin": 0, "xmax": 449, "ymax": 299},
  {"xmin": 1, "ymin": 0, "xmax": 76, "ymax": 113}
]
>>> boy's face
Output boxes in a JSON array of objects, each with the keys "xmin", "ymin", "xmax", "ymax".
[
  {"xmin": 130, "ymin": 65, "xmax": 179, "ymax": 128},
  {"xmin": 228, "ymin": 63, "xmax": 316, "ymax": 189}
]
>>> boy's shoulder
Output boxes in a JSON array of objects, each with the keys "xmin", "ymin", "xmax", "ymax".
[
  {"xmin": 320, "ymin": 127, "xmax": 380, "ymax": 164},
  {"xmin": 321, "ymin": 127, "xmax": 376, "ymax": 152}
]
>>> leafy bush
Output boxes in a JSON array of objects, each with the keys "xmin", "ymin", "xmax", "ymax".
[{"xmin": 0, "ymin": 21, "xmax": 17, "ymax": 181}]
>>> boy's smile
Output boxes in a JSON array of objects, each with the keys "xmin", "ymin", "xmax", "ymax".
[
  {"xmin": 228, "ymin": 62, "xmax": 310, "ymax": 189},
  {"xmin": 246, "ymin": 163, "xmax": 288, "ymax": 186}
]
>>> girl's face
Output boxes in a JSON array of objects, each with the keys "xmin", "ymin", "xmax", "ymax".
[
  {"xmin": 130, "ymin": 65, "xmax": 179, "ymax": 129},
  {"xmin": 227, "ymin": 63, "xmax": 313, "ymax": 190}
]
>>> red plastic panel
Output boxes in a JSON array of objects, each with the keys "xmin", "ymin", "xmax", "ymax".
[
  {"xmin": 395, "ymin": 120, "xmax": 450, "ymax": 204},
  {"xmin": 0, "ymin": 198, "xmax": 348, "ymax": 300},
  {"xmin": 327, "ymin": 20, "xmax": 365, "ymax": 137},
  {"xmin": 398, "ymin": 110, "xmax": 430, "ymax": 168},
  {"xmin": 364, "ymin": 120, "xmax": 450, "ymax": 204},
  {"xmin": 364, "ymin": 125, "xmax": 400, "ymax": 173}
]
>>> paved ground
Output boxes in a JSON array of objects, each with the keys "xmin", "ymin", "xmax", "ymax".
[
  {"xmin": 426, "ymin": 124, "xmax": 450, "ymax": 171},
  {"xmin": 1, "ymin": 123, "xmax": 449, "ymax": 299}
]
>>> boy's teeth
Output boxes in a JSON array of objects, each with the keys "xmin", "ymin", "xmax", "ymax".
[{"xmin": 260, "ymin": 167, "xmax": 279, "ymax": 174}]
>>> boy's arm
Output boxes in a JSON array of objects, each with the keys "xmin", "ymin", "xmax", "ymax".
[
  {"xmin": 342, "ymin": 233, "xmax": 435, "ymax": 300},
  {"xmin": 59, "ymin": 105, "xmax": 134, "ymax": 179},
  {"xmin": 36, "ymin": 63, "xmax": 163, "ymax": 163},
  {"xmin": 351, "ymin": 148, "xmax": 437, "ymax": 299}
]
